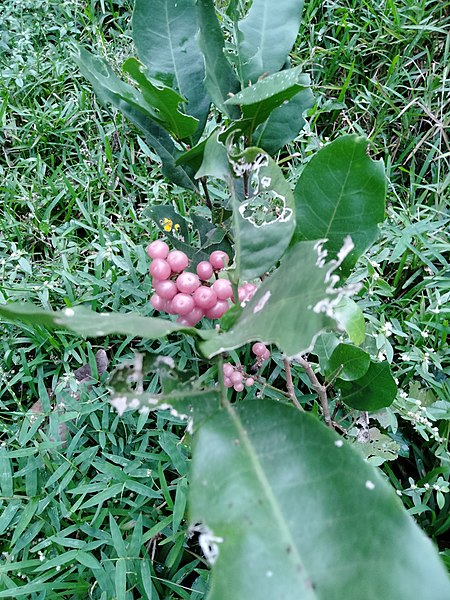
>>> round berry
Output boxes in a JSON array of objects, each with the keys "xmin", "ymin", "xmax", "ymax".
[
  {"xmin": 196, "ymin": 261, "xmax": 214, "ymax": 281},
  {"xmin": 252, "ymin": 342, "xmax": 267, "ymax": 357},
  {"xmin": 176, "ymin": 316, "xmax": 191, "ymax": 326},
  {"xmin": 262, "ymin": 349, "xmax": 271, "ymax": 361},
  {"xmin": 205, "ymin": 300, "xmax": 229, "ymax": 320},
  {"xmin": 171, "ymin": 293, "xmax": 195, "ymax": 316},
  {"xmin": 209, "ymin": 250, "xmax": 229, "ymax": 270},
  {"xmin": 234, "ymin": 382, "xmax": 244, "ymax": 392},
  {"xmin": 153, "ymin": 279, "xmax": 178, "ymax": 300},
  {"xmin": 176, "ymin": 272, "xmax": 200, "ymax": 294},
  {"xmin": 245, "ymin": 377, "xmax": 255, "ymax": 387},
  {"xmin": 193, "ymin": 286, "xmax": 217, "ymax": 310},
  {"xmin": 147, "ymin": 240, "xmax": 169, "ymax": 259},
  {"xmin": 149, "ymin": 258, "xmax": 171, "ymax": 280},
  {"xmin": 243, "ymin": 283, "xmax": 257, "ymax": 300},
  {"xmin": 184, "ymin": 307, "xmax": 204, "ymax": 326},
  {"xmin": 212, "ymin": 279, "xmax": 233, "ymax": 300},
  {"xmin": 230, "ymin": 371, "xmax": 243, "ymax": 385},
  {"xmin": 150, "ymin": 293, "xmax": 167, "ymax": 311},
  {"xmin": 223, "ymin": 363, "xmax": 234, "ymax": 377},
  {"xmin": 166, "ymin": 250, "xmax": 189, "ymax": 273},
  {"xmin": 224, "ymin": 377, "xmax": 234, "ymax": 388}
]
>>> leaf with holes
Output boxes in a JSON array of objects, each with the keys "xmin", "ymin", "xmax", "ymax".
[
  {"xmin": 189, "ymin": 400, "xmax": 450, "ymax": 599},
  {"xmin": 200, "ymin": 241, "xmax": 346, "ymax": 358},
  {"xmin": 227, "ymin": 147, "xmax": 296, "ymax": 279},
  {"xmin": 236, "ymin": 0, "xmax": 305, "ymax": 83},
  {"xmin": 293, "ymin": 135, "xmax": 386, "ymax": 272},
  {"xmin": 133, "ymin": 0, "xmax": 210, "ymax": 139}
]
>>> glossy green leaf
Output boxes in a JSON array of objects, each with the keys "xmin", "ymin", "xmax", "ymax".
[
  {"xmin": 229, "ymin": 147, "xmax": 296, "ymax": 279},
  {"xmin": 236, "ymin": 0, "xmax": 305, "ymax": 83},
  {"xmin": 195, "ymin": 129, "xmax": 230, "ymax": 181},
  {"xmin": 293, "ymin": 135, "xmax": 386, "ymax": 271},
  {"xmin": 334, "ymin": 297, "xmax": 365, "ymax": 345},
  {"xmin": 123, "ymin": 58, "xmax": 198, "ymax": 140},
  {"xmin": 336, "ymin": 360, "xmax": 397, "ymax": 410},
  {"xmin": 189, "ymin": 400, "xmax": 450, "ymax": 599},
  {"xmin": 132, "ymin": 0, "xmax": 210, "ymax": 137},
  {"xmin": 253, "ymin": 85, "xmax": 315, "ymax": 154},
  {"xmin": 195, "ymin": 0, "xmax": 240, "ymax": 117},
  {"xmin": 200, "ymin": 242, "xmax": 345, "ymax": 357},
  {"xmin": 326, "ymin": 343, "xmax": 370, "ymax": 381},
  {"xmin": 0, "ymin": 302, "xmax": 208, "ymax": 341},
  {"xmin": 226, "ymin": 68, "xmax": 310, "ymax": 133},
  {"xmin": 74, "ymin": 47, "xmax": 196, "ymax": 190}
]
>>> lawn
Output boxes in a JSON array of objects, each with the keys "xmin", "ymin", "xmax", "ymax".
[{"xmin": 0, "ymin": 0, "xmax": 449, "ymax": 597}]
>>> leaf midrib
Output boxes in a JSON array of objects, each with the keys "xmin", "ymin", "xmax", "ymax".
[{"xmin": 226, "ymin": 403, "xmax": 318, "ymax": 599}]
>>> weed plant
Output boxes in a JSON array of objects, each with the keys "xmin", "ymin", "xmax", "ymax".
[{"xmin": 0, "ymin": 0, "xmax": 449, "ymax": 596}]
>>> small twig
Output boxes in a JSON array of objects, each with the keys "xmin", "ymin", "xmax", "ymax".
[
  {"xmin": 283, "ymin": 357, "xmax": 304, "ymax": 412},
  {"xmin": 200, "ymin": 177, "xmax": 212, "ymax": 210},
  {"xmin": 295, "ymin": 355, "xmax": 332, "ymax": 427}
]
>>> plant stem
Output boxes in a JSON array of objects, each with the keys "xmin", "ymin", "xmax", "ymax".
[
  {"xmin": 200, "ymin": 177, "xmax": 212, "ymax": 210},
  {"xmin": 217, "ymin": 355, "xmax": 231, "ymax": 409},
  {"xmin": 283, "ymin": 357, "xmax": 304, "ymax": 412},
  {"xmin": 295, "ymin": 355, "xmax": 332, "ymax": 427}
]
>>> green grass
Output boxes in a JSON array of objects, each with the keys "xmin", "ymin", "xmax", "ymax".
[{"xmin": 0, "ymin": 0, "xmax": 449, "ymax": 596}]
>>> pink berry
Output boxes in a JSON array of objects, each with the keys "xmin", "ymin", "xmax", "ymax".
[
  {"xmin": 147, "ymin": 240, "xmax": 169, "ymax": 259},
  {"xmin": 193, "ymin": 286, "xmax": 217, "ymax": 310},
  {"xmin": 153, "ymin": 279, "xmax": 178, "ymax": 300},
  {"xmin": 243, "ymin": 283, "xmax": 257, "ymax": 300},
  {"xmin": 262, "ymin": 349, "xmax": 270, "ymax": 361},
  {"xmin": 230, "ymin": 371, "xmax": 243, "ymax": 385},
  {"xmin": 171, "ymin": 293, "xmax": 195, "ymax": 315},
  {"xmin": 234, "ymin": 382, "xmax": 244, "ymax": 392},
  {"xmin": 212, "ymin": 279, "xmax": 233, "ymax": 300},
  {"xmin": 196, "ymin": 261, "xmax": 214, "ymax": 281},
  {"xmin": 209, "ymin": 250, "xmax": 229, "ymax": 270},
  {"xmin": 245, "ymin": 377, "xmax": 255, "ymax": 387},
  {"xmin": 150, "ymin": 293, "xmax": 167, "ymax": 311},
  {"xmin": 205, "ymin": 300, "xmax": 229, "ymax": 320},
  {"xmin": 235, "ymin": 286, "xmax": 247, "ymax": 303},
  {"xmin": 176, "ymin": 316, "xmax": 191, "ymax": 326},
  {"xmin": 224, "ymin": 377, "xmax": 234, "ymax": 388},
  {"xmin": 184, "ymin": 307, "xmax": 204, "ymax": 326},
  {"xmin": 223, "ymin": 363, "xmax": 234, "ymax": 377},
  {"xmin": 176, "ymin": 272, "xmax": 200, "ymax": 294},
  {"xmin": 149, "ymin": 258, "xmax": 171, "ymax": 280},
  {"xmin": 166, "ymin": 250, "xmax": 189, "ymax": 273},
  {"xmin": 252, "ymin": 342, "xmax": 267, "ymax": 357}
]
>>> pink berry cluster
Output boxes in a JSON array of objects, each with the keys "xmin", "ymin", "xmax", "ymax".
[
  {"xmin": 222, "ymin": 342, "xmax": 271, "ymax": 392},
  {"xmin": 147, "ymin": 240, "xmax": 257, "ymax": 326}
]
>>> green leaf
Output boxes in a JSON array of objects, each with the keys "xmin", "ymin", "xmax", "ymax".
[
  {"xmin": 225, "ymin": 68, "xmax": 310, "ymax": 133},
  {"xmin": 336, "ymin": 361, "xmax": 397, "ymax": 410},
  {"xmin": 326, "ymin": 343, "xmax": 370, "ymax": 381},
  {"xmin": 293, "ymin": 135, "xmax": 386, "ymax": 271},
  {"xmin": 189, "ymin": 400, "xmax": 450, "ymax": 599},
  {"xmin": 253, "ymin": 84, "xmax": 315, "ymax": 154},
  {"xmin": 74, "ymin": 47, "xmax": 197, "ymax": 190},
  {"xmin": 123, "ymin": 58, "xmax": 198, "ymax": 140},
  {"xmin": 312, "ymin": 332, "xmax": 340, "ymax": 373},
  {"xmin": 132, "ymin": 0, "xmax": 210, "ymax": 138},
  {"xmin": 236, "ymin": 0, "xmax": 305, "ymax": 83},
  {"xmin": 334, "ymin": 297, "xmax": 365, "ymax": 345},
  {"xmin": 228, "ymin": 147, "xmax": 296, "ymax": 279},
  {"xmin": 0, "ymin": 302, "xmax": 209, "ymax": 341},
  {"xmin": 353, "ymin": 427, "xmax": 400, "ymax": 466},
  {"xmin": 200, "ymin": 242, "xmax": 345, "ymax": 357},
  {"xmin": 195, "ymin": 129, "xmax": 230, "ymax": 181},
  {"xmin": 195, "ymin": 0, "xmax": 240, "ymax": 117}
]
